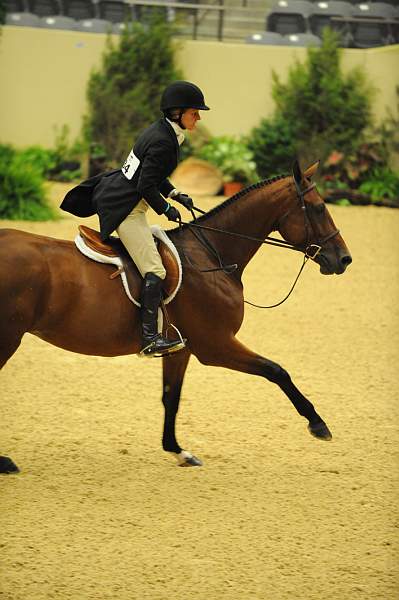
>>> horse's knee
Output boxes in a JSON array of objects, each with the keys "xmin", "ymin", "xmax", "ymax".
[{"xmin": 263, "ymin": 360, "xmax": 290, "ymax": 384}]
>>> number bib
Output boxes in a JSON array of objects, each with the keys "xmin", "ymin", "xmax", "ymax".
[{"xmin": 122, "ymin": 150, "xmax": 140, "ymax": 180}]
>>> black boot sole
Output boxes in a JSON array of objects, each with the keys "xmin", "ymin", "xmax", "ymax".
[{"xmin": 139, "ymin": 339, "xmax": 186, "ymax": 358}]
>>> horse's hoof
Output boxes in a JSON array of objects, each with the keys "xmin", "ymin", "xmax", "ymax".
[
  {"xmin": 176, "ymin": 451, "xmax": 203, "ymax": 467},
  {"xmin": 308, "ymin": 421, "xmax": 332, "ymax": 441},
  {"xmin": 0, "ymin": 456, "xmax": 20, "ymax": 474}
]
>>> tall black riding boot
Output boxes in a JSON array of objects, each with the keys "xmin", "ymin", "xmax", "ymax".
[{"xmin": 140, "ymin": 273, "xmax": 184, "ymax": 357}]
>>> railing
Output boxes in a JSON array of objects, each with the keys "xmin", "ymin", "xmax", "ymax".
[
  {"xmin": 128, "ymin": 0, "xmax": 266, "ymax": 41},
  {"xmin": 129, "ymin": 0, "xmax": 227, "ymax": 40}
]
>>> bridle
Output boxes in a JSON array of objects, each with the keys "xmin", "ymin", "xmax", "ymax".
[
  {"xmin": 176, "ymin": 178, "xmax": 341, "ymax": 308},
  {"xmin": 276, "ymin": 178, "xmax": 340, "ymax": 260}
]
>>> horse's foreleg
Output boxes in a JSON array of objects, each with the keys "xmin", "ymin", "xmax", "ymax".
[
  {"xmin": 200, "ymin": 338, "xmax": 332, "ymax": 441},
  {"xmin": 162, "ymin": 349, "xmax": 202, "ymax": 467}
]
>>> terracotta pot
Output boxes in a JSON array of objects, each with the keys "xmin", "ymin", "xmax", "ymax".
[{"xmin": 223, "ymin": 181, "xmax": 244, "ymax": 196}]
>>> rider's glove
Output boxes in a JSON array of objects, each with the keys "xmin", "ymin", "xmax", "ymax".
[
  {"xmin": 164, "ymin": 203, "xmax": 181, "ymax": 222},
  {"xmin": 169, "ymin": 189, "xmax": 194, "ymax": 210}
]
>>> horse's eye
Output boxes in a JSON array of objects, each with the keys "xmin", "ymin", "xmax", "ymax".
[{"xmin": 314, "ymin": 203, "xmax": 326, "ymax": 215}]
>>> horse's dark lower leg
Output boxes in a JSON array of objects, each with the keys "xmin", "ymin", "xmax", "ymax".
[
  {"xmin": 0, "ymin": 331, "xmax": 24, "ymax": 474},
  {"xmin": 199, "ymin": 338, "xmax": 332, "ymax": 440},
  {"xmin": 162, "ymin": 349, "xmax": 202, "ymax": 466}
]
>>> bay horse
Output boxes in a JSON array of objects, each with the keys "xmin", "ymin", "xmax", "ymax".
[{"xmin": 0, "ymin": 160, "xmax": 351, "ymax": 471}]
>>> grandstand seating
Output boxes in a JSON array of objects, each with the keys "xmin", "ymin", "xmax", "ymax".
[
  {"xmin": 75, "ymin": 17, "xmax": 112, "ymax": 32},
  {"xmin": 3, "ymin": 0, "xmax": 399, "ymax": 47},
  {"xmin": 350, "ymin": 2, "xmax": 397, "ymax": 46},
  {"xmin": 282, "ymin": 31, "xmax": 322, "ymax": 43},
  {"xmin": 309, "ymin": 1, "xmax": 353, "ymax": 45},
  {"xmin": 266, "ymin": 0, "xmax": 314, "ymax": 35},
  {"xmin": 61, "ymin": 0, "xmax": 96, "ymax": 19},
  {"xmin": 246, "ymin": 31, "xmax": 285, "ymax": 44},
  {"xmin": 5, "ymin": 0, "xmax": 26, "ymax": 12},
  {"xmin": 97, "ymin": 0, "xmax": 133, "ymax": 23},
  {"xmin": 27, "ymin": 0, "xmax": 60, "ymax": 16},
  {"xmin": 40, "ymin": 14, "xmax": 77, "ymax": 28},
  {"xmin": 6, "ymin": 11, "xmax": 41, "ymax": 25}
]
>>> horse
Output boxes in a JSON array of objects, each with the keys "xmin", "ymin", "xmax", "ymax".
[{"xmin": 0, "ymin": 160, "xmax": 352, "ymax": 471}]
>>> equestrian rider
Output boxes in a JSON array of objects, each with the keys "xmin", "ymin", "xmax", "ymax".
[{"xmin": 61, "ymin": 81, "xmax": 210, "ymax": 357}]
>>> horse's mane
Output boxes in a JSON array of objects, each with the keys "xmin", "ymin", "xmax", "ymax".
[{"xmin": 177, "ymin": 173, "xmax": 289, "ymax": 231}]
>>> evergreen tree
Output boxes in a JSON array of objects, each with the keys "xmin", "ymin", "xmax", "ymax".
[
  {"xmin": 249, "ymin": 30, "xmax": 374, "ymax": 177},
  {"xmin": 84, "ymin": 17, "xmax": 183, "ymax": 166}
]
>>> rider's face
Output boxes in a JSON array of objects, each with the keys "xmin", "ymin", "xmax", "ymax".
[{"xmin": 181, "ymin": 109, "xmax": 201, "ymax": 131}]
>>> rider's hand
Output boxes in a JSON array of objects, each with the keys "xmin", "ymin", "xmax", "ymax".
[
  {"xmin": 174, "ymin": 192, "xmax": 194, "ymax": 210},
  {"xmin": 164, "ymin": 204, "xmax": 181, "ymax": 222},
  {"xmin": 170, "ymin": 189, "xmax": 194, "ymax": 210}
]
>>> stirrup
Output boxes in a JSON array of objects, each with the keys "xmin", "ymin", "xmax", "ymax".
[{"xmin": 139, "ymin": 337, "xmax": 186, "ymax": 358}]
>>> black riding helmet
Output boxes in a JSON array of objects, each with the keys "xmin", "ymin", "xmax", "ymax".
[{"xmin": 161, "ymin": 81, "xmax": 210, "ymax": 112}]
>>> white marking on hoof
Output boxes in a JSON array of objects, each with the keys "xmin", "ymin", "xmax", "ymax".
[{"xmin": 176, "ymin": 451, "xmax": 203, "ymax": 467}]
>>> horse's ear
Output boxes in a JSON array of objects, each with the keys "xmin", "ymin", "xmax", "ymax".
[
  {"xmin": 292, "ymin": 159, "xmax": 302, "ymax": 185},
  {"xmin": 304, "ymin": 160, "xmax": 320, "ymax": 180}
]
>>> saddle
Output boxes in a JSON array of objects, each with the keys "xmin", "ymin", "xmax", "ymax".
[{"xmin": 76, "ymin": 225, "xmax": 182, "ymax": 306}]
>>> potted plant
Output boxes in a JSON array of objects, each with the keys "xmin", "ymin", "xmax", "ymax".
[{"xmin": 197, "ymin": 136, "xmax": 258, "ymax": 195}]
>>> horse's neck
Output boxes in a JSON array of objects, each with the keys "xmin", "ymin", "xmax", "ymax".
[{"xmin": 203, "ymin": 178, "xmax": 292, "ymax": 273}]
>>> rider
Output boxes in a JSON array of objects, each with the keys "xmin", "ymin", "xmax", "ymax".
[{"xmin": 92, "ymin": 81, "xmax": 210, "ymax": 357}]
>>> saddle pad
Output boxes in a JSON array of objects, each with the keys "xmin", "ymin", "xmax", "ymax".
[{"xmin": 74, "ymin": 225, "xmax": 182, "ymax": 307}]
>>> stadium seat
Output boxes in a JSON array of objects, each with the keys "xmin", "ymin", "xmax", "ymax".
[
  {"xmin": 6, "ymin": 11, "xmax": 41, "ymax": 25},
  {"xmin": 5, "ymin": 0, "xmax": 26, "ymax": 12},
  {"xmin": 246, "ymin": 31, "xmax": 285, "ymax": 44},
  {"xmin": 75, "ymin": 17, "xmax": 112, "ymax": 31},
  {"xmin": 353, "ymin": 2, "xmax": 397, "ymax": 18},
  {"xmin": 40, "ymin": 14, "xmax": 77, "ymax": 27},
  {"xmin": 28, "ymin": 0, "xmax": 60, "ymax": 16},
  {"xmin": 266, "ymin": 0, "xmax": 313, "ymax": 34},
  {"xmin": 350, "ymin": 2, "xmax": 396, "ymax": 46},
  {"xmin": 282, "ymin": 32, "xmax": 322, "ymax": 45},
  {"xmin": 61, "ymin": 0, "xmax": 95, "ymax": 19},
  {"xmin": 97, "ymin": 0, "xmax": 132, "ymax": 23},
  {"xmin": 309, "ymin": 1, "xmax": 353, "ymax": 45}
]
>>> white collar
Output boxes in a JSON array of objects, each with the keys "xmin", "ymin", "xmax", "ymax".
[{"xmin": 166, "ymin": 118, "xmax": 185, "ymax": 146}]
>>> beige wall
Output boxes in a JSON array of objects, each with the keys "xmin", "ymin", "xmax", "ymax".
[{"xmin": 1, "ymin": 26, "xmax": 398, "ymax": 148}]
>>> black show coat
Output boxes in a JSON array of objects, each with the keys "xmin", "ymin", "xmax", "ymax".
[{"xmin": 60, "ymin": 118, "xmax": 180, "ymax": 240}]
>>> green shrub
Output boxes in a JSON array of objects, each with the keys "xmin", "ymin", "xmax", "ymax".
[
  {"xmin": 49, "ymin": 125, "xmax": 83, "ymax": 181},
  {"xmin": 0, "ymin": 144, "xmax": 16, "ymax": 164},
  {"xmin": 84, "ymin": 17, "xmax": 183, "ymax": 167},
  {"xmin": 0, "ymin": 153, "xmax": 55, "ymax": 220},
  {"xmin": 272, "ymin": 29, "xmax": 373, "ymax": 161},
  {"xmin": 17, "ymin": 146, "xmax": 57, "ymax": 176},
  {"xmin": 249, "ymin": 30, "xmax": 374, "ymax": 178},
  {"xmin": 359, "ymin": 167, "xmax": 399, "ymax": 202},
  {"xmin": 247, "ymin": 116, "xmax": 298, "ymax": 178},
  {"xmin": 197, "ymin": 136, "xmax": 258, "ymax": 184}
]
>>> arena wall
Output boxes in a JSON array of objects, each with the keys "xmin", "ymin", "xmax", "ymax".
[{"xmin": 0, "ymin": 26, "xmax": 398, "ymax": 148}]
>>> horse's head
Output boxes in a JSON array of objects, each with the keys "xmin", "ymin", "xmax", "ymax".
[{"xmin": 276, "ymin": 160, "xmax": 352, "ymax": 275}]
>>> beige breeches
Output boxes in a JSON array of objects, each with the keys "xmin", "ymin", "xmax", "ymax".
[{"xmin": 116, "ymin": 199, "xmax": 166, "ymax": 280}]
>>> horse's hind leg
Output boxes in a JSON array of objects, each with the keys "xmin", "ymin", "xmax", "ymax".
[
  {"xmin": 199, "ymin": 338, "xmax": 332, "ymax": 441},
  {"xmin": 0, "ymin": 329, "xmax": 25, "ymax": 474},
  {"xmin": 162, "ymin": 349, "xmax": 202, "ymax": 467}
]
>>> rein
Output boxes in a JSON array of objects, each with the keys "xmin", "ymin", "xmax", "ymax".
[{"xmin": 175, "ymin": 181, "xmax": 340, "ymax": 308}]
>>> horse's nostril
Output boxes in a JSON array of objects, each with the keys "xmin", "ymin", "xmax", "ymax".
[{"xmin": 341, "ymin": 255, "xmax": 352, "ymax": 266}]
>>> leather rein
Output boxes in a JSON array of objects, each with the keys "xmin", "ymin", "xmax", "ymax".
[{"xmin": 176, "ymin": 180, "xmax": 340, "ymax": 309}]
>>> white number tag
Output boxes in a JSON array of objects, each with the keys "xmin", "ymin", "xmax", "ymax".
[{"xmin": 122, "ymin": 150, "xmax": 140, "ymax": 180}]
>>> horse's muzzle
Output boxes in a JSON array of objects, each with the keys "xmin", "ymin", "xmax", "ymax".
[{"xmin": 316, "ymin": 247, "xmax": 352, "ymax": 275}]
